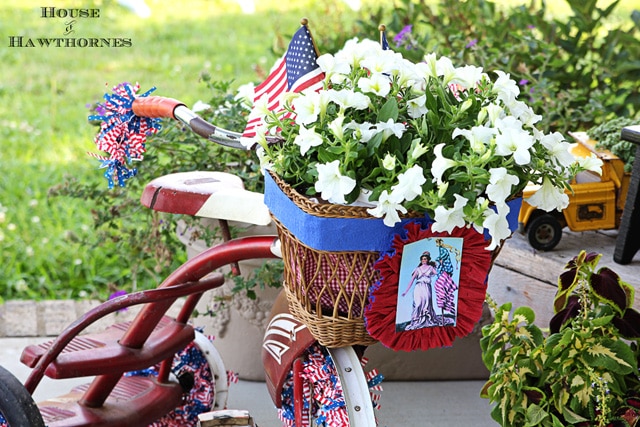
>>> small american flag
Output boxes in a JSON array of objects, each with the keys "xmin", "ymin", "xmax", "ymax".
[
  {"xmin": 381, "ymin": 28, "xmax": 390, "ymax": 50},
  {"xmin": 242, "ymin": 24, "xmax": 325, "ymax": 142}
]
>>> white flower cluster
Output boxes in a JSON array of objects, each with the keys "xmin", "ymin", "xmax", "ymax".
[{"xmin": 248, "ymin": 39, "xmax": 601, "ymax": 250}]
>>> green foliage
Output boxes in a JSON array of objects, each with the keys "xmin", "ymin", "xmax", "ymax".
[
  {"xmin": 481, "ymin": 251, "xmax": 640, "ymax": 427},
  {"xmin": 48, "ymin": 78, "xmax": 262, "ymax": 295},
  {"xmin": 590, "ymin": 117, "xmax": 639, "ymax": 172},
  {"xmin": 230, "ymin": 260, "xmax": 285, "ymax": 301},
  {"xmin": 355, "ymin": 0, "xmax": 640, "ymax": 134}
]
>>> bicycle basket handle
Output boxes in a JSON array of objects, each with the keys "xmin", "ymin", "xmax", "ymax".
[{"xmin": 132, "ymin": 96, "xmax": 184, "ymax": 119}]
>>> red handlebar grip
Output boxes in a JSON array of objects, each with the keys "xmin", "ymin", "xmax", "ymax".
[{"xmin": 131, "ymin": 96, "xmax": 185, "ymax": 119}]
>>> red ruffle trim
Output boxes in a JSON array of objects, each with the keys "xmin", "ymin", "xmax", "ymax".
[{"xmin": 364, "ymin": 221, "xmax": 493, "ymax": 352}]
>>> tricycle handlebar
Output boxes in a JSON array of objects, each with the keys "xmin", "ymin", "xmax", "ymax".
[{"xmin": 132, "ymin": 95, "xmax": 250, "ymax": 150}]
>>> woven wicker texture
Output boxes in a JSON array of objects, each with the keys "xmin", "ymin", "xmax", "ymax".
[{"xmin": 270, "ymin": 174, "xmax": 381, "ymax": 347}]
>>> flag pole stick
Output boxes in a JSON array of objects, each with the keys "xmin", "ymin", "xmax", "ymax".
[
  {"xmin": 300, "ymin": 17, "xmax": 321, "ymax": 58},
  {"xmin": 379, "ymin": 24, "xmax": 386, "ymax": 48}
]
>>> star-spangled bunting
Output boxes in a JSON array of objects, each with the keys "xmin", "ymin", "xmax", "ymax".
[{"xmin": 241, "ymin": 24, "xmax": 325, "ymax": 142}]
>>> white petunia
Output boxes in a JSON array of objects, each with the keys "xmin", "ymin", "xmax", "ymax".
[
  {"xmin": 382, "ymin": 153, "xmax": 396, "ymax": 170},
  {"xmin": 361, "ymin": 49, "xmax": 402, "ymax": 76},
  {"xmin": 452, "ymin": 126, "xmax": 496, "ymax": 154},
  {"xmin": 482, "ymin": 103, "xmax": 505, "ymax": 127},
  {"xmin": 346, "ymin": 121, "xmax": 378, "ymax": 143},
  {"xmin": 391, "ymin": 165, "xmax": 426, "ymax": 202},
  {"xmin": 493, "ymin": 70, "xmax": 520, "ymax": 104},
  {"xmin": 451, "ymin": 65, "xmax": 485, "ymax": 90},
  {"xmin": 292, "ymin": 92, "xmax": 322, "ymax": 126},
  {"xmin": 486, "ymin": 167, "xmax": 520, "ymax": 205},
  {"xmin": 539, "ymin": 132, "xmax": 576, "ymax": 168},
  {"xmin": 316, "ymin": 53, "xmax": 351, "ymax": 83},
  {"xmin": 578, "ymin": 153, "xmax": 604, "ymax": 175},
  {"xmin": 435, "ymin": 55, "xmax": 456, "ymax": 84},
  {"xmin": 367, "ymin": 190, "xmax": 408, "ymax": 227},
  {"xmin": 315, "ymin": 160, "xmax": 357, "ymax": 204},
  {"xmin": 328, "ymin": 89, "xmax": 370, "ymax": 111},
  {"xmin": 357, "ymin": 72, "xmax": 391, "ymax": 97},
  {"xmin": 482, "ymin": 206, "xmax": 512, "ymax": 251},
  {"xmin": 335, "ymin": 38, "xmax": 382, "ymax": 69},
  {"xmin": 495, "ymin": 126, "xmax": 534, "ymax": 165},
  {"xmin": 421, "ymin": 53, "xmax": 439, "ymax": 79},
  {"xmin": 407, "ymin": 94, "xmax": 428, "ymax": 119},
  {"xmin": 431, "ymin": 194, "xmax": 468, "ymax": 233},
  {"xmin": 328, "ymin": 114, "xmax": 346, "ymax": 140},
  {"xmin": 507, "ymin": 100, "xmax": 542, "ymax": 127},
  {"xmin": 233, "ymin": 82, "xmax": 255, "ymax": 109},
  {"xmin": 431, "ymin": 143, "xmax": 458, "ymax": 184},
  {"xmin": 376, "ymin": 119, "xmax": 405, "ymax": 141},
  {"xmin": 526, "ymin": 177, "xmax": 570, "ymax": 212},
  {"xmin": 294, "ymin": 126, "xmax": 323, "ymax": 155}
]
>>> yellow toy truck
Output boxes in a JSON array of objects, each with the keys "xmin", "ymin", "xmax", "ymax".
[{"xmin": 518, "ymin": 132, "xmax": 631, "ymax": 251}]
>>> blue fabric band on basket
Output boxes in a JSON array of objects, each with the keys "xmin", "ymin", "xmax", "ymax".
[{"xmin": 264, "ymin": 172, "xmax": 522, "ymax": 252}]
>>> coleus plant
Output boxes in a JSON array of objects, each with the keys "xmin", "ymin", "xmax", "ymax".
[{"xmin": 481, "ymin": 250, "xmax": 640, "ymax": 427}]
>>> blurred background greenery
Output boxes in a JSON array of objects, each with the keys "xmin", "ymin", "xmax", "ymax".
[{"xmin": 0, "ymin": 0, "xmax": 638, "ymax": 302}]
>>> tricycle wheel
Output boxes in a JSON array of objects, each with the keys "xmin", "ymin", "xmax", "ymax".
[
  {"xmin": 527, "ymin": 214, "xmax": 562, "ymax": 251},
  {"xmin": 0, "ymin": 365, "xmax": 45, "ymax": 427}
]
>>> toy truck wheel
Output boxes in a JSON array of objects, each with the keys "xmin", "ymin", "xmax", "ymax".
[{"xmin": 527, "ymin": 214, "xmax": 562, "ymax": 251}]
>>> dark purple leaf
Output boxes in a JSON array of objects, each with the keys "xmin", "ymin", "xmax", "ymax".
[
  {"xmin": 591, "ymin": 269, "xmax": 627, "ymax": 315},
  {"xmin": 550, "ymin": 295, "xmax": 580, "ymax": 333},
  {"xmin": 558, "ymin": 269, "xmax": 578, "ymax": 294},
  {"xmin": 612, "ymin": 308, "xmax": 640, "ymax": 339}
]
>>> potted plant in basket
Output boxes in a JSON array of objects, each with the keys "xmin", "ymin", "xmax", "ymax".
[
  {"xmin": 249, "ymin": 37, "xmax": 602, "ymax": 248},
  {"xmin": 239, "ymin": 34, "xmax": 602, "ymax": 351},
  {"xmin": 481, "ymin": 250, "xmax": 640, "ymax": 427}
]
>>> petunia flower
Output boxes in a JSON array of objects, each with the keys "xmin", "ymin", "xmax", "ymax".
[
  {"xmin": 391, "ymin": 165, "xmax": 426, "ymax": 202},
  {"xmin": 367, "ymin": 190, "xmax": 408, "ymax": 227},
  {"xmin": 376, "ymin": 119, "xmax": 405, "ymax": 141},
  {"xmin": 492, "ymin": 70, "xmax": 520, "ymax": 104},
  {"xmin": 486, "ymin": 167, "xmax": 520, "ymax": 205},
  {"xmin": 451, "ymin": 65, "xmax": 485, "ymax": 90},
  {"xmin": 452, "ymin": 126, "xmax": 496, "ymax": 154},
  {"xmin": 315, "ymin": 160, "xmax": 357, "ymax": 204},
  {"xmin": 540, "ymin": 132, "xmax": 577, "ymax": 168},
  {"xmin": 495, "ymin": 124, "xmax": 534, "ymax": 165},
  {"xmin": 431, "ymin": 194, "xmax": 468, "ymax": 233},
  {"xmin": 357, "ymin": 72, "xmax": 391, "ymax": 97},
  {"xmin": 317, "ymin": 53, "xmax": 351, "ymax": 84},
  {"xmin": 382, "ymin": 153, "xmax": 396, "ymax": 170},
  {"xmin": 328, "ymin": 89, "xmax": 370, "ymax": 111},
  {"xmin": 294, "ymin": 126, "xmax": 323, "ymax": 155},
  {"xmin": 578, "ymin": 153, "xmax": 604, "ymax": 175},
  {"xmin": 526, "ymin": 177, "xmax": 570, "ymax": 212},
  {"xmin": 292, "ymin": 92, "xmax": 322, "ymax": 126},
  {"xmin": 435, "ymin": 56, "xmax": 456, "ymax": 84},
  {"xmin": 482, "ymin": 205, "xmax": 512, "ymax": 251},
  {"xmin": 431, "ymin": 143, "xmax": 458, "ymax": 184},
  {"xmin": 328, "ymin": 114, "xmax": 346, "ymax": 140},
  {"xmin": 407, "ymin": 94, "xmax": 428, "ymax": 119}
]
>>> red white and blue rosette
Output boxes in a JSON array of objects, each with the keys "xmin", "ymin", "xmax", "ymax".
[{"xmin": 88, "ymin": 82, "xmax": 161, "ymax": 188}]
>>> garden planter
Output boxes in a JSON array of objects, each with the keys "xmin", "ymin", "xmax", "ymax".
[{"xmin": 177, "ymin": 218, "xmax": 279, "ymax": 381}]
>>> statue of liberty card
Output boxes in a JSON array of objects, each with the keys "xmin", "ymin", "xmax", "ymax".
[{"xmin": 395, "ymin": 237, "xmax": 463, "ymax": 332}]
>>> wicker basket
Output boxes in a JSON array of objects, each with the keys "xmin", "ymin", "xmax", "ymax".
[{"xmin": 268, "ymin": 173, "xmax": 386, "ymax": 347}]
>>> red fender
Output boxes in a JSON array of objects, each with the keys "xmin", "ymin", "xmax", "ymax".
[{"xmin": 261, "ymin": 290, "xmax": 316, "ymax": 407}]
